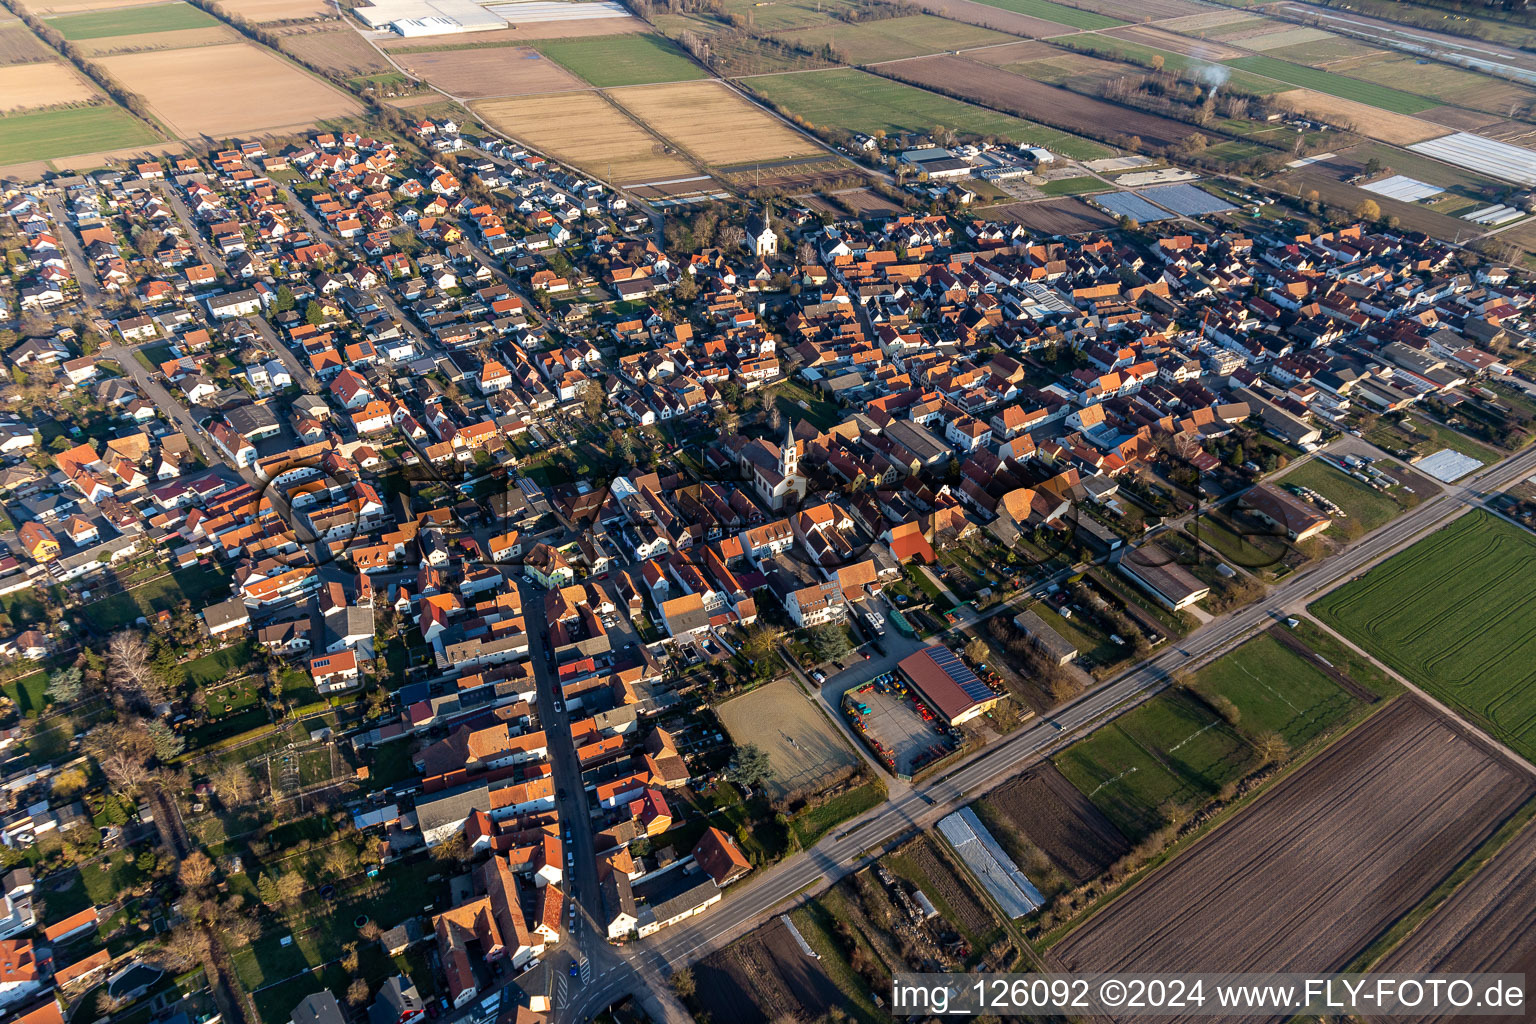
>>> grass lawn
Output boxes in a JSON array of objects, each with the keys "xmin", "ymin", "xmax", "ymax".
[
  {"xmin": 1280, "ymin": 458, "xmax": 1410, "ymax": 533},
  {"xmin": 745, "ymin": 69, "xmax": 1110, "ymax": 159},
  {"xmin": 0, "ymin": 105, "xmax": 157, "ymax": 165},
  {"xmin": 971, "ymin": 0, "xmax": 1124, "ymax": 29},
  {"xmin": 1185, "ymin": 512, "xmax": 1289, "ymax": 572},
  {"xmin": 82, "ymin": 563, "xmax": 229, "ymax": 632},
  {"xmin": 1222, "ymin": 54, "xmax": 1437, "ymax": 114},
  {"xmin": 1039, "ymin": 175, "xmax": 1108, "ymax": 196},
  {"xmin": 1054, "ymin": 690, "xmax": 1252, "ymax": 839},
  {"xmin": 770, "ymin": 378, "xmax": 844, "ymax": 431},
  {"xmin": 1286, "ymin": 617, "xmax": 1401, "ymax": 699},
  {"xmin": 533, "ymin": 33, "xmax": 705, "ymax": 87},
  {"xmin": 2, "ymin": 670, "xmax": 49, "ymax": 717},
  {"xmin": 47, "ymin": 1, "xmax": 217, "ymax": 38},
  {"xmin": 185, "ymin": 642, "xmax": 256, "ymax": 687},
  {"xmin": 1313, "ymin": 511, "xmax": 1536, "ymax": 763},
  {"xmin": 788, "ymin": 778, "xmax": 886, "ymax": 847},
  {"xmin": 774, "ymin": 14, "xmax": 1019, "ymax": 64},
  {"xmin": 1190, "ymin": 632, "xmax": 1357, "ymax": 748}
]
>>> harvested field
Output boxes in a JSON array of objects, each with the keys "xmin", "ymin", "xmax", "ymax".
[
  {"xmin": 611, "ymin": 80, "xmax": 820, "ymax": 167},
  {"xmin": 746, "ymin": 67, "xmax": 1109, "ymax": 157},
  {"xmin": 220, "ymin": 0, "xmax": 332, "ymax": 20},
  {"xmin": 1101, "ymin": 23, "xmax": 1242, "ymax": 60},
  {"xmin": 46, "ymin": 1, "xmax": 218, "ymax": 38},
  {"xmin": 275, "ymin": 26, "xmax": 393, "ymax": 76},
  {"xmin": 1272, "ymin": 87, "xmax": 1441, "ymax": 144},
  {"xmin": 73, "ymin": 24, "xmax": 238, "ymax": 53},
  {"xmin": 774, "ymin": 13, "xmax": 1019, "ymax": 64},
  {"xmin": 880, "ymin": 54, "xmax": 1212, "ymax": 149},
  {"xmin": 717, "ymin": 678, "xmax": 860, "ymax": 800},
  {"xmin": 999, "ymin": 49, "xmax": 1131, "ymax": 89},
  {"xmin": 26, "ymin": 0, "xmax": 162, "ymax": 11},
  {"xmin": 1240, "ymin": 24, "xmax": 1337, "ymax": 50},
  {"xmin": 915, "ymin": 0, "xmax": 1073, "ymax": 38},
  {"xmin": 98, "ymin": 41, "xmax": 359, "ymax": 135},
  {"xmin": 964, "ymin": 37, "xmax": 1056, "ymax": 64},
  {"xmin": 981, "ymin": 196, "xmax": 1115, "ymax": 233},
  {"xmin": 395, "ymin": 46, "xmax": 584, "ymax": 97},
  {"xmin": 0, "ymin": 60, "xmax": 97, "ymax": 111},
  {"xmin": 723, "ymin": 155, "xmax": 860, "ymax": 192},
  {"xmin": 1313, "ymin": 512, "xmax": 1536, "ymax": 764},
  {"xmin": 1157, "ymin": 9, "xmax": 1256, "ymax": 34},
  {"xmin": 964, "ymin": 0, "xmax": 1121, "ymax": 30},
  {"xmin": 1063, "ymin": 0, "xmax": 1206, "ymax": 18},
  {"xmin": 1056, "ymin": 698, "xmax": 1535, "ymax": 991},
  {"xmin": 898, "ymin": 834, "xmax": 999, "ymax": 940},
  {"xmin": 475, "ymin": 90, "xmax": 695, "ymax": 184},
  {"xmin": 0, "ymin": 21, "xmax": 52, "ymax": 62},
  {"xmin": 1372, "ymin": 822, "xmax": 1536, "ymax": 1023},
  {"xmin": 985, "ymin": 763, "xmax": 1129, "ymax": 882},
  {"xmin": 836, "ymin": 187, "xmax": 903, "ymax": 215},
  {"xmin": 693, "ymin": 917, "xmax": 842, "ymax": 1024}
]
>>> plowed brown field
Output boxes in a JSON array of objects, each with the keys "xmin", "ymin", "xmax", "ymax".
[
  {"xmin": 986, "ymin": 763, "xmax": 1130, "ymax": 882},
  {"xmin": 1056, "ymin": 698, "xmax": 1533, "ymax": 1016}
]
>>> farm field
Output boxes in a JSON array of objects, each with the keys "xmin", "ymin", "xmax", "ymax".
[
  {"xmin": 611, "ymin": 80, "xmax": 820, "ymax": 167},
  {"xmin": 97, "ymin": 41, "xmax": 360, "ymax": 135},
  {"xmin": 475, "ymin": 91, "xmax": 696, "ymax": 184},
  {"xmin": 692, "ymin": 917, "xmax": 844, "ymax": 1024},
  {"xmin": 223, "ymin": 0, "xmax": 332, "ymax": 19},
  {"xmin": 1189, "ymin": 632, "xmax": 1358, "ymax": 748},
  {"xmin": 1325, "ymin": 54, "xmax": 1536, "ymax": 115},
  {"xmin": 773, "ymin": 13, "xmax": 1019, "ymax": 65},
  {"xmin": 982, "ymin": 196, "xmax": 1115, "ymax": 233},
  {"xmin": 0, "ymin": 60, "xmax": 97, "ymax": 111},
  {"xmin": 1053, "ymin": 690, "xmax": 1251, "ymax": 840},
  {"xmin": 394, "ymin": 46, "xmax": 585, "ymax": 98},
  {"xmin": 1313, "ymin": 511, "xmax": 1536, "ymax": 764},
  {"xmin": 915, "ymin": 0, "xmax": 1075, "ymax": 39},
  {"xmin": 0, "ymin": 103, "xmax": 155, "ymax": 165},
  {"xmin": 1270, "ymin": 87, "xmax": 1444, "ymax": 145},
  {"xmin": 533, "ymin": 32, "xmax": 704, "ymax": 87},
  {"xmin": 73, "ymin": 24, "xmax": 239, "ymax": 54},
  {"xmin": 275, "ymin": 26, "xmax": 395, "ymax": 76},
  {"xmin": 982, "ymin": 763, "xmax": 1130, "ymax": 882},
  {"xmin": 1277, "ymin": 457, "xmax": 1418, "ymax": 533},
  {"xmin": 381, "ymin": 16, "xmax": 641, "ymax": 47},
  {"xmin": 999, "ymin": 49, "xmax": 1131, "ymax": 89},
  {"xmin": 967, "ymin": 0, "xmax": 1123, "ymax": 30},
  {"xmin": 0, "ymin": 20, "xmax": 53, "ymax": 62},
  {"xmin": 1055, "ymin": 697, "xmax": 1535, "ymax": 980},
  {"xmin": 1062, "ymin": 0, "xmax": 1206, "ymax": 17},
  {"xmin": 1372, "ymin": 822, "xmax": 1536, "ymax": 1017},
  {"xmin": 746, "ymin": 67, "xmax": 1109, "ymax": 158},
  {"xmin": 46, "ymin": 0, "xmax": 218, "ymax": 39},
  {"xmin": 1080, "ymin": 30, "xmax": 1287, "ymax": 93},
  {"xmin": 879, "ymin": 54, "xmax": 1211, "ymax": 150},
  {"xmin": 1224, "ymin": 54, "xmax": 1436, "ymax": 114},
  {"xmin": 717, "ymin": 678, "xmax": 859, "ymax": 800},
  {"xmin": 887, "ymin": 834, "xmax": 1006, "ymax": 947}
]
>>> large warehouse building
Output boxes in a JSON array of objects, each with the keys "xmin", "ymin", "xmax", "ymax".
[{"xmin": 896, "ymin": 645, "xmax": 1004, "ymax": 726}]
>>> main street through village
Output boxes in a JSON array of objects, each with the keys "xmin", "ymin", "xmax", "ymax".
[{"xmin": 547, "ymin": 438, "xmax": 1536, "ymax": 1024}]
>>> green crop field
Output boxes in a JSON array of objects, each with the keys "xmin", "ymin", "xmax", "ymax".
[
  {"xmin": 1054, "ymin": 691, "xmax": 1251, "ymax": 839},
  {"xmin": 972, "ymin": 0, "xmax": 1124, "ymax": 30},
  {"xmin": 1076, "ymin": 33, "xmax": 1287, "ymax": 93},
  {"xmin": 745, "ymin": 69, "xmax": 1110, "ymax": 158},
  {"xmin": 1190, "ymin": 632, "xmax": 1357, "ymax": 748},
  {"xmin": 0, "ymin": 105, "xmax": 156, "ymax": 165},
  {"xmin": 47, "ymin": 1, "xmax": 218, "ymax": 39},
  {"xmin": 774, "ymin": 14, "xmax": 1018, "ymax": 65},
  {"xmin": 1222, "ymin": 54, "xmax": 1437, "ymax": 114},
  {"xmin": 533, "ymin": 33, "xmax": 705, "ymax": 87},
  {"xmin": 1313, "ymin": 511, "xmax": 1536, "ymax": 763},
  {"xmin": 1039, "ymin": 175, "xmax": 1108, "ymax": 196},
  {"xmin": 1279, "ymin": 458, "xmax": 1414, "ymax": 533}
]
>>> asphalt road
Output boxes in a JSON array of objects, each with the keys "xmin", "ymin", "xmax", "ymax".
[{"xmin": 546, "ymin": 439, "xmax": 1536, "ymax": 1017}]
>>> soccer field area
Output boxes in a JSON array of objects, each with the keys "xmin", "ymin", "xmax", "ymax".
[{"xmin": 1313, "ymin": 511, "xmax": 1536, "ymax": 763}]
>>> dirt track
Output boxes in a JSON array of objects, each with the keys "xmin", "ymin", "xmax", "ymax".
[{"xmin": 1055, "ymin": 698, "xmax": 1534, "ymax": 1020}]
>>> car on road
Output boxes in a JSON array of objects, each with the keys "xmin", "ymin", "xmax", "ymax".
[
  {"xmin": 569, "ymin": 961, "xmax": 580, "ymax": 977},
  {"xmin": 812, "ymin": 670, "xmax": 825, "ymax": 683},
  {"xmin": 553, "ymin": 700, "xmax": 564, "ymax": 713}
]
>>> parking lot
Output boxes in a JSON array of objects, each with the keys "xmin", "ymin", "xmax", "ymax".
[{"xmin": 844, "ymin": 672, "xmax": 957, "ymax": 777}]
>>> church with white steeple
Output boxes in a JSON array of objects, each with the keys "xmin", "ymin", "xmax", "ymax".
[{"xmin": 738, "ymin": 424, "xmax": 808, "ymax": 511}]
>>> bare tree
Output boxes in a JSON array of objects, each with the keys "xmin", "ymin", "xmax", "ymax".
[
  {"xmin": 275, "ymin": 872, "xmax": 306, "ymax": 906},
  {"xmin": 100, "ymin": 747, "xmax": 152, "ymax": 795},
  {"xmin": 212, "ymin": 763, "xmax": 254, "ymax": 806},
  {"xmin": 346, "ymin": 978, "xmax": 370, "ymax": 1006},
  {"xmin": 148, "ymin": 926, "xmax": 207, "ymax": 972},
  {"xmin": 108, "ymin": 630, "xmax": 166, "ymax": 707},
  {"xmin": 178, "ymin": 850, "xmax": 216, "ymax": 893}
]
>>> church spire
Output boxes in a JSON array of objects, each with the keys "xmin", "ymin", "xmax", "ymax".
[{"xmin": 781, "ymin": 422, "xmax": 797, "ymax": 476}]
